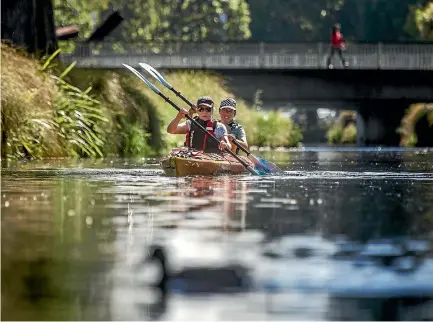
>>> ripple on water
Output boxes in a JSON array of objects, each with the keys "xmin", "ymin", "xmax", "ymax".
[{"xmin": 281, "ymin": 170, "xmax": 433, "ymax": 181}]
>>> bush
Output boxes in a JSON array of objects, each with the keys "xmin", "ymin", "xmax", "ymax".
[
  {"xmin": 326, "ymin": 110, "xmax": 357, "ymax": 144},
  {"xmin": 249, "ymin": 111, "xmax": 303, "ymax": 147},
  {"xmin": 399, "ymin": 103, "xmax": 433, "ymax": 147}
]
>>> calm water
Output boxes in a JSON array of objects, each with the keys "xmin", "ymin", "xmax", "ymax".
[{"xmin": 2, "ymin": 148, "xmax": 433, "ymax": 321}]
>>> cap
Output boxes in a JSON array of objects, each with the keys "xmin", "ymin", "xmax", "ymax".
[
  {"xmin": 197, "ymin": 96, "xmax": 214, "ymax": 108},
  {"xmin": 220, "ymin": 98, "xmax": 237, "ymax": 110}
]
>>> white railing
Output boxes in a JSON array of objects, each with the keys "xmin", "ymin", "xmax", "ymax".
[{"xmin": 60, "ymin": 42, "xmax": 433, "ymax": 70}]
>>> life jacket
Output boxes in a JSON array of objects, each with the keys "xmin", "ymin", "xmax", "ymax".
[{"xmin": 185, "ymin": 117, "xmax": 220, "ymax": 153}]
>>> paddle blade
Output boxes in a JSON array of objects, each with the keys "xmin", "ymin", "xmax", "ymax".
[
  {"xmin": 250, "ymin": 156, "xmax": 283, "ymax": 175},
  {"xmin": 259, "ymin": 158, "xmax": 283, "ymax": 173},
  {"xmin": 123, "ymin": 64, "xmax": 161, "ymax": 94},
  {"xmin": 139, "ymin": 62, "xmax": 173, "ymax": 89}
]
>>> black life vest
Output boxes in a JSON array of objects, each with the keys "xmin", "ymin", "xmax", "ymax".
[{"xmin": 185, "ymin": 117, "xmax": 220, "ymax": 153}]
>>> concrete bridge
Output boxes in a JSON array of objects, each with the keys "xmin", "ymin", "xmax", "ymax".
[{"xmin": 61, "ymin": 42, "xmax": 433, "ymax": 145}]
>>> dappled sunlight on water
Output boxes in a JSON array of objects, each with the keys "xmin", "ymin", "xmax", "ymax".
[{"xmin": 2, "ymin": 149, "xmax": 433, "ymax": 320}]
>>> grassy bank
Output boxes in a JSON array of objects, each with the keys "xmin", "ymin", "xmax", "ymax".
[{"xmin": 1, "ymin": 43, "xmax": 302, "ymax": 160}]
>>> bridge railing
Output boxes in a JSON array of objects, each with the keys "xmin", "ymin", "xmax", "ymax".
[{"xmin": 60, "ymin": 42, "xmax": 433, "ymax": 70}]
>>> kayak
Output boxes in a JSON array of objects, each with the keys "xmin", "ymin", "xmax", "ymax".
[{"xmin": 160, "ymin": 148, "xmax": 254, "ymax": 176}]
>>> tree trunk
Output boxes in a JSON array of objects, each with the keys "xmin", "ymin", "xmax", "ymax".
[{"xmin": 1, "ymin": 0, "xmax": 57, "ymax": 56}]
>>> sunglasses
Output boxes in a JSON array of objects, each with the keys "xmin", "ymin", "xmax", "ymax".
[{"xmin": 198, "ymin": 107, "xmax": 212, "ymax": 112}]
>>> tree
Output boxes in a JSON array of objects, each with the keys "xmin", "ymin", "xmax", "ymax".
[
  {"xmin": 247, "ymin": 0, "xmax": 344, "ymax": 42},
  {"xmin": 338, "ymin": 0, "xmax": 422, "ymax": 42},
  {"xmin": 247, "ymin": 0, "xmax": 428, "ymax": 42},
  {"xmin": 53, "ymin": 0, "xmax": 111, "ymax": 40},
  {"xmin": 1, "ymin": 0, "xmax": 58, "ymax": 56},
  {"xmin": 405, "ymin": 1, "xmax": 433, "ymax": 40},
  {"xmin": 113, "ymin": 0, "xmax": 251, "ymax": 43}
]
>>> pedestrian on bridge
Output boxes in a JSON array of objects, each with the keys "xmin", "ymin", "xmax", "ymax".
[{"xmin": 326, "ymin": 23, "xmax": 349, "ymax": 69}]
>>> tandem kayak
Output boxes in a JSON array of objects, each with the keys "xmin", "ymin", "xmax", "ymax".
[{"xmin": 159, "ymin": 148, "xmax": 254, "ymax": 176}]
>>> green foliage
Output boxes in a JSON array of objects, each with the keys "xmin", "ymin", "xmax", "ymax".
[
  {"xmin": 59, "ymin": 68, "xmax": 168, "ymax": 157},
  {"xmin": 399, "ymin": 103, "xmax": 433, "ymax": 146},
  {"xmin": 1, "ymin": 43, "xmax": 64, "ymax": 159},
  {"xmin": 326, "ymin": 110, "xmax": 356, "ymax": 144},
  {"xmin": 116, "ymin": 0, "xmax": 251, "ymax": 43},
  {"xmin": 327, "ymin": 125, "xmax": 343, "ymax": 144},
  {"xmin": 248, "ymin": 0, "xmax": 345, "ymax": 42},
  {"xmin": 53, "ymin": 0, "xmax": 251, "ymax": 52},
  {"xmin": 2, "ymin": 43, "xmax": 108, "ymax": 159},
  {"xmin": 39, "ymin": 49, "xmax": 109, "ymax": 158},
  {"xmin": 53, "ymin": 78, "xmax": 108, "ymax": 158},
  {"xmin": 2, "ymin": 113, "xmax": 53, "ymax": 159},
  {"xmin": 119, "ymin": 121, "xmax": 153, "ymax": 157},
  {"xmin": 338, "ymin": 0, "xmax": 421, "ymax": 42},
  {"xmin": 53, "ymin": 0, "xmax": 110, "ymax": 39},
  {"xmin": 52, "ymin": 0, "xmax": 430, "ymax": 45},
  {"xmin": 247, "ymin": 0, "xmax": 424, "ymax": 42},
  {"xmin": 343, "ymin": 123, "xmax": 356, "ymax": 143},
  {"xmin": 405, "ymin": 1, "xmax": 433, "ymax": 40},
  {"xmin": 250, "ymin": 111, "xmax": 303, "ymax": 147},
  {"xmin": 53, "ymin": 0, "xmax": 110, "ymax": 53}
]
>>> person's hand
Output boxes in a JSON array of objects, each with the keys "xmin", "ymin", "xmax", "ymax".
[
  {"xmin": 219, "ymin": 140, "xmax": 231, "ymax": 151},
  {"xmin": 188, "ymin": 104, "xmax": 197, "ymax": 117},
  {"xmin": 176, "ymin": 108, "xmax": 189, "ymax": 120},
  {"xmin": 227, "ymin": 134, "xmax": 236, "ymax": 142}
]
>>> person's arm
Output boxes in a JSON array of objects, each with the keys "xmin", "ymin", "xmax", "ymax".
[
  {"xmin": 229, "ymin": 127, "xmax": 248, "ymax": 152},
  {"xmin": 167, "ymin": 109, "xmax": 189, "ymax": 134},
  {"xmin": 215, "ymin": 123, "xmax": 231, "ymax": 151}
]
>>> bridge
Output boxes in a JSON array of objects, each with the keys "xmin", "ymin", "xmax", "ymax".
[
  {"xmin": 61, "ymin": 42, "xmax": 433, "ymax": 146},
  {"xmin": 62, "ymin": 42, "xmax": 433, "ymax": 70}
]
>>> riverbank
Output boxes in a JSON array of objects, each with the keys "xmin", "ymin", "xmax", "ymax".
[{"xmin": 1, "ymin": 42, "xmax": 302, "ymax": 160}]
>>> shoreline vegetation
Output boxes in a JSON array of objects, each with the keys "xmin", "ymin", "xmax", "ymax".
[
  {"xmin": 1, "ymin": 42, "xmax": 432, "ymax": 161},
  {"xmin": 327, "ymin": 105, "xmax": 433, "ymax": 146},
  {"xmin": 1, "ymin": 42, "xmax": 302, "ymax": 160}
]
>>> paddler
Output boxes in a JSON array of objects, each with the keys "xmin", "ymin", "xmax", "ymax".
[
  {"xmin": 218, "ymin": 98, "xmax": 248, "ymax": 154},
  {"xmin": 166, "ymin": 96, "xmax": 231, "ymax": 153}
]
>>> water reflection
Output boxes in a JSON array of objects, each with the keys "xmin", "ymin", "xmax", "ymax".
[{"xmin": 2, "ymin": 149, "xmax": 433, "ymax": 320}]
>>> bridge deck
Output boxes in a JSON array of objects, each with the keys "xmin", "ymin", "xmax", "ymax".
[{"xmin": 60, "ymin": 42, "xmax": 433, "ymax": 70}]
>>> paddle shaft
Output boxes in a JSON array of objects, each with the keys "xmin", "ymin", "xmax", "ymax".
[{"xmin": 156, "ymin": 92, "xmax": 258, "ymax": 174}]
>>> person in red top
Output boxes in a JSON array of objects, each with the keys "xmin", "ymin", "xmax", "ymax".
[{"xmin": 326, "ymin": 23, "xmax": 348, "ymax": 69}]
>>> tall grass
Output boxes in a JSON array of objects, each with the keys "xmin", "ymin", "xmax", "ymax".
[
  {"xmin": 1, "ymin": 43, "xmax": 62, "ymax": 158},
  {"xmin": 1, "ymin": 43, "xmax": 109, "ymax": 159}
]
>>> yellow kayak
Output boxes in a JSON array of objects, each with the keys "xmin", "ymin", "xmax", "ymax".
[{"xmin": 160, "ymin": 148, "xmax": 254, "ymax": 176}]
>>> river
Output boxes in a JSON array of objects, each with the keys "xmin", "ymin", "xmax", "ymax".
[{"xmin": 2, "ymin": 148, "xmax": 433, "ymax": 320}]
